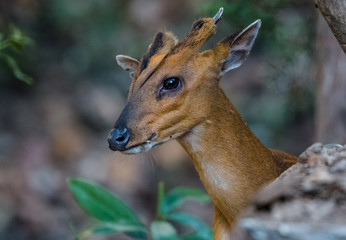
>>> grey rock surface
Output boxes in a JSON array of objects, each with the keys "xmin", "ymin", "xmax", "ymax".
[{"xmin": 232, "ymin": 143, "xmax": 346, "ymax": 240}]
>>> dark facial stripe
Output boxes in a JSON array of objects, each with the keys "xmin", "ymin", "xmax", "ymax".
[
  {"xmin": 140, "ymin": 32, "xmax": 164, "ymax": 72},
  {"xmin": 139, "ymin": 68, "xmax": 156, "ymax": 89},
  {"xmin": 138, "ymin": 53, "xmax": 170, "ymax": 90}
]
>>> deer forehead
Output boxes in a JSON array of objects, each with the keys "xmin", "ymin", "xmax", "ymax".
[{"xmin": 132, "ymin": 53, "xmax": 202, "ymax": 90}]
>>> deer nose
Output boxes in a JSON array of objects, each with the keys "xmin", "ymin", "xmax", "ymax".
[{"xmin": 108, "ymin": 127, "xmax": 130, "ymax": 151}]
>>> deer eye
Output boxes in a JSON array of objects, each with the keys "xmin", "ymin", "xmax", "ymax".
[
  {"xmin": 157, "ymin": 76, "xmax": 183, "ymax": 100},
  {"xmin": 163, "ymin": 77, "xmax": 180, "ymax": 90}
]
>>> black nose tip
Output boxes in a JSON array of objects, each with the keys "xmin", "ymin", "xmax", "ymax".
[{"xmin": 108, "ymin": 127, "xmax": 130, "ymax": 151}]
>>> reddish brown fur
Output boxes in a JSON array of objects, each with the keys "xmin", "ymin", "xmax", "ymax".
[{"xmin": 114, "ymin": 14, "xmax": 298, "ymax": 239}]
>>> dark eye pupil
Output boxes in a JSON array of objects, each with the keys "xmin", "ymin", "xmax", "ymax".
[{"xmin": 163, "ymin": 77, "xmax": 179, "ymax": 90}]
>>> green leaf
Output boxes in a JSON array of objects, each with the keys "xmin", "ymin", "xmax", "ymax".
[
  {"xmin": 168, "ymin": 213, "xmax": 212, "ymax": 240},
  {"xmin": 8, "ymin": 24, "xmax": 33, "ymax": 52},
  {"xmin": 156, "ymin": 181, "xmax": 165, "ymax": 220},
  {"xmin": 151, "ymin": 221, "xmax": 178, "ymax": 240},
  {"xmin": 0, "ymin": 40, "xmax": 10, "ymax": 52},
  {"xmin": 76, "ymin": 223, "xmax": 147, "ymax": 240},
  {"xmin": 161, "ymin": 187, "xmax": 210, "ymax": 216},
  {"xmin": 1, "ymin": 54, "xmax": 33, "ymax": 85},
  {"xmin": 68, "ymin": 178, "xmax": 146, "ymax": 239}
]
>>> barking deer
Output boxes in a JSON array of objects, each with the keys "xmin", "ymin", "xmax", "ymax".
[{"xmin": 108, "ymin": 8, "xmax": 297, "ymax": 239}]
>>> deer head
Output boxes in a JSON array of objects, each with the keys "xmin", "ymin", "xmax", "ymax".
[{"xmin": 108, "ymin": 8, "xmax": 261, "ymax": 154}]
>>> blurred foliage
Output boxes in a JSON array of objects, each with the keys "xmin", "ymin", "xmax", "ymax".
[
  {"xmin": 202, "ymin": 0, "xmax": 311, "ymax": 55},
  {"xmin": 68, "ymin": 179, "xmax": 212, "ymax": 240},
  {"xmin": 40, "ymin": 0, "xmax": 132, "ymax": 87},
  {"xmin": 0, "ymin": 24, "xmax": 34, "ymax": 85}
]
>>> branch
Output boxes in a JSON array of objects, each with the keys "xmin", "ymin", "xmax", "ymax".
[{"xmin": 314, "ymin": 0, "xmax": 346, "ymax": 53}]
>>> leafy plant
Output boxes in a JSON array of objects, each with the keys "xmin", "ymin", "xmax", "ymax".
[
  {"xmin": 0, "ymin": 24, "xmax": 34, "ymax": 85},
  {"xmin": 68, "ymin": 179, "xmax": 212, "ymax": 240}
]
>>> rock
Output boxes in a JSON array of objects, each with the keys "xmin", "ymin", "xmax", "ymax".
[{"xmin": 232, "ymin": 143, "xmax": 346, "ymax": 240}]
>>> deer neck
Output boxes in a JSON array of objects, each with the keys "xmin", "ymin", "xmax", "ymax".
[{"xmin": 177, "ymin": 89, "xmax": 279, "ymax": 224}]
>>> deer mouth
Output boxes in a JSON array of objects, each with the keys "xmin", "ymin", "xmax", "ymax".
[
  {"xmin": 119, "ymin": 132, "xmax": 159, "ymax": 154},
  {"xmin": 120, "ymin": 131, "xmax": 184, "ymax": 154},
  {"xmin": 121, "ymin": 141, "xmax": 161, "ymax": 154}
]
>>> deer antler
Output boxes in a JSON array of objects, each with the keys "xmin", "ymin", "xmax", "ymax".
[{"xmin": 213, "ymin": 7, "xmax": 224, "ymax": 24}]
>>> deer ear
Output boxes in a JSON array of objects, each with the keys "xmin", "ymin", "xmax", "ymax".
[
  {"xmin": 116, "ymin": 55, "xmax": 140, "ymax": 77},
  {"xmin": 221, "ymin": 20, "xmax": 261, "ymax": 75}
]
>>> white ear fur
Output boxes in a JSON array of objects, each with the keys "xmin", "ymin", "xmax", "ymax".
[
  {"xmin": 221, "ymin": 19, "xmax": 261, "ymax": 75},
  {"xmin": 116, "ymin": 55, "xmax": 140, "ymax": 77}
]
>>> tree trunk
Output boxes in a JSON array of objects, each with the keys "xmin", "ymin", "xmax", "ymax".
[
  {"xmin": 314, "ymin": 0, "xmax": 346, "ymax": 53},
  {"xmin": 315, "ymin": 14, "xmax": 346, "ymax": 144}
]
